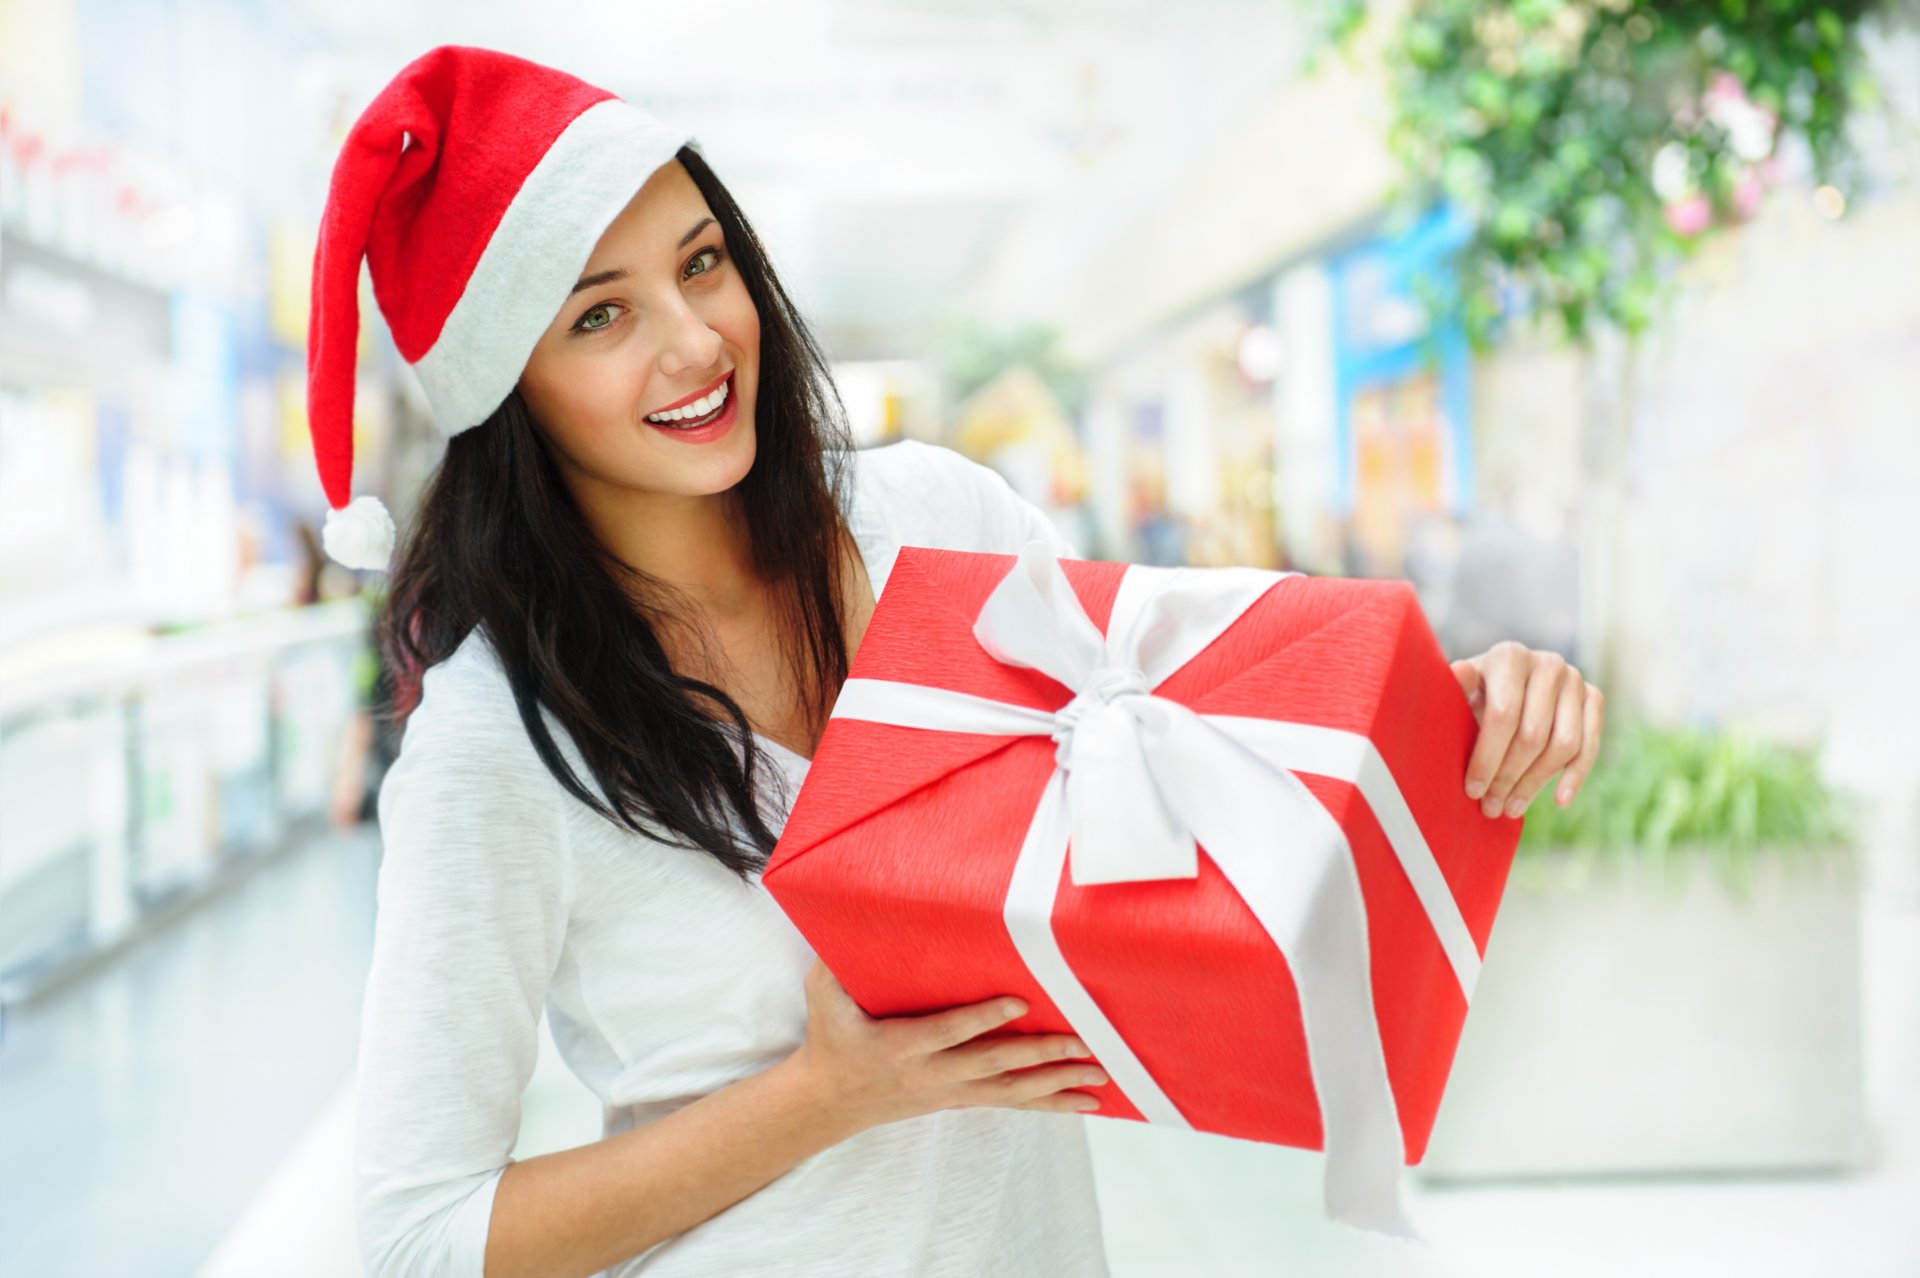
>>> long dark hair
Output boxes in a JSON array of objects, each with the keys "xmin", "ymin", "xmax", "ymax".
[{"xmin": 378, "ymin": 144, "xmax": 858, "ymax": 882}]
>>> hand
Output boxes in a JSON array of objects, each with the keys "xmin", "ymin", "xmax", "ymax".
[
  {"xmin": 787, "ymin": 959, "xmax": 1106, "ymax": 1136},
  {"xmin": 1450, "ymin": 640, "xmax": 1605, "ymax": 820}
]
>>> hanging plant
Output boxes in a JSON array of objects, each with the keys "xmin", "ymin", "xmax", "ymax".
[{"xmin": 1316, "ymin": 0, "xmax": 1894, "ymax": 345}]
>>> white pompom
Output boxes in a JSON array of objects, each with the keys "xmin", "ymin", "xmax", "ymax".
[{"xmin": 323, "ymin": 495, "xmax": 396, "ymax": 571}]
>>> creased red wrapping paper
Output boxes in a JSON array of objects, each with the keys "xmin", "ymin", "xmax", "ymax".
[{"xmin": 763, "ymin": 545, "xmax": 1522, "ymax": 1168}]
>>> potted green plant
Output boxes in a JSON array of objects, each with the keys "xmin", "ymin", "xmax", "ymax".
[{"xmin": 1418, "ymin": 719, "xmax": 1870, "ymax": 1180}]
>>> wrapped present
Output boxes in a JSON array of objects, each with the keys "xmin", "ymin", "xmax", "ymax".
[{"xmin": 762, "ymin": 542, "xmax": 1522, "ymax": 1237}]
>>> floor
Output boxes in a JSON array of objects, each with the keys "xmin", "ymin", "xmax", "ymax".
[
  {"xmin": 0, "ymin": 827, "xmax": 380, "ymax": 1277},
  {"xmin": 2, "ymin": 826, "xmax": 1915, "ymax": 1278}
]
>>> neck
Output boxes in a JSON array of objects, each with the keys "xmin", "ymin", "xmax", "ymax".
[{"xmin": 572, "ymin": 477, "xmax": 765, "ymax": 623}]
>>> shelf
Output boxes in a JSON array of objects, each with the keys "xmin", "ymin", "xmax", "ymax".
[{"xmin": 0, "ymin": 596, "xmax": 370, "ymax": 723}]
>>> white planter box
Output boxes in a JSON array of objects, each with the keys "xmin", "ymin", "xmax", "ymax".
[{"xmin": 1418, "ymin": 845, "xmax": 1870, "ymax": 1180}]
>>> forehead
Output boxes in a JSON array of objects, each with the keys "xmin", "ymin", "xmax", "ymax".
[{"xmin": 585, "ymin": 160, "xmax": 712, "ymax": 263}]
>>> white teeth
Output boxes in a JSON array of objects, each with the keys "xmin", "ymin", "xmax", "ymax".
[{"xmin": 647, "ymin": 378, "xmax": 729, "ymax": 424}]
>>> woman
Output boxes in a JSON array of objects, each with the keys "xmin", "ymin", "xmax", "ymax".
[
  {"xmin": 313, "ymin": 44, "xmax": 1603, "ymax": 1278},
  {"xmin": 313, "ymin": 46, "xmax": 1111, "ymax": 1278}
]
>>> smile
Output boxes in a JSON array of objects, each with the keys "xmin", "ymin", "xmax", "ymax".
[
  {"xmin": 643, "ymin": 373, "xmax": 740, "ymax": 444},
  {"xmin": 645, "ymin": 373, "xmax": 731, "ymax": 427}
]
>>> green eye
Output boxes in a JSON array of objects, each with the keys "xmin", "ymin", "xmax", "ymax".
[{"xmin": 570, "ymin": 246, "xmax": 723, "ymax": 336}]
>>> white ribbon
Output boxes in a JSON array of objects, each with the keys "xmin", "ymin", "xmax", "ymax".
[{"xmin": 830, "ymin": 541, "xmax": 1481, "ymax": 1239}]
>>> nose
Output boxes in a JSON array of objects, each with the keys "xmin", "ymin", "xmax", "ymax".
[{"xmin": 657, "ymin": 293, "xmax": 723, "ymax": 379}]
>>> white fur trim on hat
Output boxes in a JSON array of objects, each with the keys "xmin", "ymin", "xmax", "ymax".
[
  {"xmin": 323, "ymin": 495, "xmax": 397, "ymax": 571},
  {"xmin": 409, "ymin": 98, "xmax": 690, "ymax": 435}
]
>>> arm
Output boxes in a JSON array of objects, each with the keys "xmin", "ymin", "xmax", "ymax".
[
  {"xmin": 352, "ymin": 677, "xmax": 574, "ymax": 1278},
  {"xmin": 354, "ymin": 667, "xmax": 876, "ymax": 1278},
  {"xmin": 483, "ymin": 1053, "xmax": 857, "ymax": 1278}
]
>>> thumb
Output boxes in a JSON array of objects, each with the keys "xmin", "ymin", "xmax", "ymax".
[
  {"xmin": 1451, "ymin": 659, "xmax": 1485, "ymax": 709},
  {"xmin": 806, "ymin": 958, "xmax": 860, "ymax": 1012}
]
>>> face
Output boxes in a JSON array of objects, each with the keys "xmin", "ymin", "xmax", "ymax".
[{"xmin": 518, "ymin": 159, "xmax": 760, "ymax": 505}]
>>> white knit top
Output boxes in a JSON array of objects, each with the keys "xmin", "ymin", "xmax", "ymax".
[{"xmin": 353, "ymin": 440, "xmax": 1110, "ymax": 1277}]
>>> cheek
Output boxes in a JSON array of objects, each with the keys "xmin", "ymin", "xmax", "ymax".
[
  {"xmin": 720, "ymin": 282, "xmax": 761, "ymax": 354},
  {"xmin": 531, "ymin": 361, "xmax": 637, "ymax": 455}
]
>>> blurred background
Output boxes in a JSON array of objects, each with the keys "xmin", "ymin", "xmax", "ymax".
[{"xmin": 2, "ymin": 0, "xmax": 1917, "ymax": 1274}]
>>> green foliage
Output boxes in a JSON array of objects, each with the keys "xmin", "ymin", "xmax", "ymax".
[
  {"xmin": 1513, "ymin": 717, "xmax": 1864, "ymax": 898},
  {"xmin": 1316, "ymin": 0, "xmax": 1890, "ymax": 346},
  {"xmin": 925, "ymin": 310, "xmax": 1089, "ymax": 416}
]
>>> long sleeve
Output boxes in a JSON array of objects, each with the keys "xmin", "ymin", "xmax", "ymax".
[{"xmin": 352, "ymin": 655, "xmax": 576, "ymax": 1278}]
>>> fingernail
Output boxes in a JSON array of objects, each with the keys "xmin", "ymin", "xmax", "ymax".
[
  {"xmin": 1481, "ymin": 796, "xmax": 1501, "ymax": 818},
  {"xmin": 1465, "ymin": 779, "xmax": 1486, "ymax": 800},
  {"xmin": 1066, "ymin": 1039, "xmax": 1088, "ymax": 1056},
  {"xmin": 1506, "ymin": 797, "xmax": 1527, "ymax": 818},
  {"xmin": 1003, "ymin": 1000, "xmax": 1026, "ymax": 1018}
]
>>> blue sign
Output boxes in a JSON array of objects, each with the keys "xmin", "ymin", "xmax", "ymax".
[{"xmin": 1327, "ymin": 205, "xmax": 1475, "ymax": 517}]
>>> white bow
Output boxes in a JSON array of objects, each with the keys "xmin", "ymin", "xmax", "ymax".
[{"xmin": 972, "ymin": 543, "xmax": 1274, "ymax": 886}]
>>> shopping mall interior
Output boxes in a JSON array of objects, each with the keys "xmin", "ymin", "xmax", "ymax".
[{"xmin": 3, "ymin": 1, "xmax": 1919, "ymax": 1274}]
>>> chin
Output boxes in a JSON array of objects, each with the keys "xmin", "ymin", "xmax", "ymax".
[{"xmin": 674, "ymin": 413, "xmax": 755, "ymax": 496}]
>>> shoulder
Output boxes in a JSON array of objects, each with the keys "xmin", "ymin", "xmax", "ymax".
[
  {"xmin": 403, "ymin": 630, "xmax": 534, "ymax": 758},
  {"xmin": 371, "ymin": 630, "xmax": 581, "ymax": 924},
  {"xmin": 855, "ymin": 440, "xmax": 1070, "ymax": 552},
  {"xmin": 854, "ymin": 437, "xmax": 996, "ymax": 500},
  {"xmin": 381, "ymin": 629, "xmax": 567, "ymax": 825},
  {"xmin": 855, "ymin": 439, "xmax": 1080, "ymax": 559}
]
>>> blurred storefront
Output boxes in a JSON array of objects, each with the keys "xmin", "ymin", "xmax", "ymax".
[
  {"xmin": 953, "ymin": 363, "xmax": 1096, "ymax": 558},
  {"xmin": 1051, "ymin": 36, "xmax": 1915, "ymax": 719},
  {"xmin": 1037, "ymin": 25, "xmax": 1920, "ymax": 896},
  {"xmin": 0, "ymin": 3, "xmax": 393, "ymax": 998},
  {"xmin": 1071, "ymin": 198, "xmax": 1537, "ymax": 660}
]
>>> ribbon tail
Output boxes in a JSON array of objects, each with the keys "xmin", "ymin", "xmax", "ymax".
[
  {"xmin": 1296, "ymin": 844, "xmax": 1423, "ymax": 1241},
  {"xmin": 1148, "ymin": 708, "xmax": 1422, "ymax": 1242},
  {"xmin": 1206, "ymin": 715, "xmax": 1482, "ymax": 1003},
  {"xmin": 1001, "ymin": 770, "xmax": 1192, "ymax": 1129}
]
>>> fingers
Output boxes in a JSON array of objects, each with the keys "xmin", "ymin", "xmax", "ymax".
[
  {"xmin": 944, "ymin": 1033, "xmax": 1091, "ymax": 1083},
  {"xmin": 903, "ymin": 994, "xmax": 1028, "ymax": 1054},
  {"xmin": 1554, "ymin": 682, "xmax": 1606, "ymax": 806},
  {"xmin": 1451, "ymin": 658, "xmax": 1485, "ymax": 721},
  {"xmin": 1501, "ymin": 664, "xmax": 1588, "ymax": 816},
  {"xmin": 975, "ymin": 1060, "xmax": 1109, "ymax": 1111},
  {"xmin": 1462, "ymin": 642, "xmax": 1527, "ymax": 806},
  {"xmin": 1476, "ymin": 649, "xmax": 1566, "ymax": 818},
  {"xmin": 1012, "ymin": 1091, "xmax": 1104, "ymax": 1114}
]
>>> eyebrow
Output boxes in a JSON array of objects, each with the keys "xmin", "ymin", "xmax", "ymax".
[{"xmin": 567, "ymin": 216, "xmax": 718, "ymax": 298}]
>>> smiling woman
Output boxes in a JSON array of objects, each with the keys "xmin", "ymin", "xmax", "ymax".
[
  {"xmin": 315, "ymin": 43, "xmax": 1108, "ymax": 1278},
  {"xmin": 382, "ymin": 139, "xmax": 854, "ymax": 880}
]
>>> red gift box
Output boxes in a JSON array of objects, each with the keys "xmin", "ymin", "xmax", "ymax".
[{"xmin": 763, "ymin": 543, "xmax": 1521, "ymax": 1236}]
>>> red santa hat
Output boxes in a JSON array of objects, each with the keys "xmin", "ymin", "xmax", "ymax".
[{"xmin": 307, "ymin": 44, "xmax": 692, "ymax": 569}]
